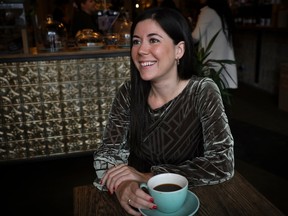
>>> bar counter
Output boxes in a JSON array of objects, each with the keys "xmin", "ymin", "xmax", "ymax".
[
  {"xmin": 0, "ymin": 48, "xmax": 130, "ymax": 62},
  {"xmin": 0, "ymin": 48, "xmax": 130, "ymax": 161}
]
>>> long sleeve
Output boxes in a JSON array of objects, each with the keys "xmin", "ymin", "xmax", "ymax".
[
  {"xmin": 93, "ymin": 81, "xmax": 131, "ymax": 190},
  {"xmin": 150, "ymin": 79, "xmax": 234, "ymax": 188}
]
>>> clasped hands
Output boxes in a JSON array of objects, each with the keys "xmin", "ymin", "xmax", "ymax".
[{"xmin": 100, "ymin": 164, "xmax": 157, "ymax": 216}]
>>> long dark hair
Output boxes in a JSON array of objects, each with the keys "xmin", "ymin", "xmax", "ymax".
[
  {"xmin": 129, "ymin": 7, "xmax": 198, "ymax": 150},
  {"xmin": 206, "ymin": 0, "xmax": 235, "ymax": 43}
]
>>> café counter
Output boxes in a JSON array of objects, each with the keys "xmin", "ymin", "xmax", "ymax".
[{"xmin": 0, "ymin": 48, "xmax": 130, "ymax": 162}]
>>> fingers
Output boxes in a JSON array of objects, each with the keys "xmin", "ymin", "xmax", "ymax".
[
  {"xmin": 122, "ymin": 184, "xmax": 156, "ymax": 210},
  {"xmin": 116, "ymin": 181, "xmax": 143, "ymax": 216},
  {"xmin": 102, "ymin": 164, "xmax": 140, "ymax": 193},
  {"xmin": 107, "ymin": 165, "xmax": 131, "ymax": 191},
  {"xmin": 134, "ymin": 187, "xmax": 157, "ymax": 210},
  {"xmin": 104, "ymin": 164, "xmax": 128, "ymax": 192},
  {"xmin": 121, "ymin": 198, "xmax": 142, "ymax": 216},
  {"xmin": 117, "ymin": 182, "xmax": 156, "ymax": 215},
  {"xmin": 100, "ymin": 164, "xmax": 125, "ymax": 191}
]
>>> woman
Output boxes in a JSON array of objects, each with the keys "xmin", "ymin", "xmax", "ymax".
[
  {"xmin": 93, "ymin": 7, "xmax": 234, "ymax": 215},
  {"xmin": 192, "ymin": 0, "xmax": 238, "ymax": 89}
]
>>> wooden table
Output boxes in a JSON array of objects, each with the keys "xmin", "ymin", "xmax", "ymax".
[{"xmin": 73, "ymin": 171, "xmax": 285, "ymax": 216}]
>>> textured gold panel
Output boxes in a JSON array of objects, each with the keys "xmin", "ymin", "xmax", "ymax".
[{"xmin": 0, "ymin": 56, "xmax": 130, "ymax": 160}]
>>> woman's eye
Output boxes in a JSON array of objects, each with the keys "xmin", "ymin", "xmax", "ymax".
[
  {"xmin": 132, "ymin": 39, "xmax": 141, "ymax": 45},
  {"xmin": 150, "ymin": 38, "xmax": 160, "ymax": 43}
]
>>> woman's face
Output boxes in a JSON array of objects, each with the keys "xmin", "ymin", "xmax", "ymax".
[{"xmin": 131, "ymin": 19, "xmax": 183, "ymax": 83}]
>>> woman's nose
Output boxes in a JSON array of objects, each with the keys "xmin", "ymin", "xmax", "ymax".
[{"xmin": 138, "ymin": 42, "xmax": 149, "ymax": 55}]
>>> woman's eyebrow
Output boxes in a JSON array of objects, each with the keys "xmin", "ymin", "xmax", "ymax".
[
  {"xmin": 132, "ymin": 35, "xmax": 140, "ymax": 39},
  {"xmin": 147, "ymin": 33, "xmax": 163, "ymax": 38},
  {"xmin": 132, "ymin": 33, "xmax": 163, "ymax": 38}
]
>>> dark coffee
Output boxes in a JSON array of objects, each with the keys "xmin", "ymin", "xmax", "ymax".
[{"xmin": 153, "ymin": 183, "xmax": 182, "ymax": 192}]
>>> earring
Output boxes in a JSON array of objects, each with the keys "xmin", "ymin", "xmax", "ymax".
[{"xmin": 176, "ymin": 58, "xmax": 180, "ymax": 65}]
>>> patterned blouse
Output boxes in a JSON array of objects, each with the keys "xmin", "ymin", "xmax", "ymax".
[{"xmin": 93, "ymin": 76, "xmax": 234, "ymax": 190}]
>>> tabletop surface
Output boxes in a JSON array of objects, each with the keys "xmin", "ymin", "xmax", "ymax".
[{"xmin": 73, "ymin": 171, "xmax": 285, "ymax": 216}]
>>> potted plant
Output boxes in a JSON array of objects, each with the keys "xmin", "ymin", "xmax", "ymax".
[{"xmin": 195, "ymin": 30, "xmax": 236, "ymax": 105}]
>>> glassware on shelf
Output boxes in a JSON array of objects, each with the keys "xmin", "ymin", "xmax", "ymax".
[
  {"xmin": 103, "ymin": 32, "xmax": 119, "ymax": 49},
  {"xmin": 39, "ymin": 15, "xmax": 67, "ymax": 52},
  {"xmin": 112, "ymin": 8, "xmax": 131, "ymax": 48},
  {"xmin": 117, "ymin": 19, "xmax": 131, "ymax": 48},
  {"xmin": 75, "ymin": 28, "xmax": 104, "ymax": 50}
]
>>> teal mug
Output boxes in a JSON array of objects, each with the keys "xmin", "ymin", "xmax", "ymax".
[{"xmin": 140, "ymin": 173, "xmax": 188, "ymax": 213}]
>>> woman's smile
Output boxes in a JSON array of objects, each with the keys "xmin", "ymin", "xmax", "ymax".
[{"xmin": 139, "ymin": 61, "xmax": 157, "ymax": 67}]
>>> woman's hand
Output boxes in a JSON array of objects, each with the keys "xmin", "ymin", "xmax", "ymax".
[
  {"xmin": 101, "ymin": 164, "xmax": 152, "ymax": 194},
  {"xmin": 116, "ymin": 180, "xmax": 157, "ymax": 216},
  {"xmin": 100, "ymin": 164, "xmax": 156, "ymax": 215}
]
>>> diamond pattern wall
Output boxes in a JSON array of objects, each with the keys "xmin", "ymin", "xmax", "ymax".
[{"xmin": 0, "ymin": 56, "xmax": 130, "ymax": 160}]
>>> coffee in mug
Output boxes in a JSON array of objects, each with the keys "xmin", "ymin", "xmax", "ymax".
[{"xmin": 153, "ymin": 183, "xmax": 182, "ymax": 192}]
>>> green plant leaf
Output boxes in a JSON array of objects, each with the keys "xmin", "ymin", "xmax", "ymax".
[
  {"xmin": 194, "ymin": 30, "xmax": 236, "ymax": 106},
  {"xmin": 205, "ymin": 30, "xmax": 221, "ymax": 55}
]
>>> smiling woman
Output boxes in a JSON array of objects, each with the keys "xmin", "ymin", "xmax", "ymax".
[
  {"xmin": 131, "ymin": 19, "xmax": 185, "ymax": 91},
  {"xmin": 93, "ymin": 7, "xmax": 234, "ymax": 216}
]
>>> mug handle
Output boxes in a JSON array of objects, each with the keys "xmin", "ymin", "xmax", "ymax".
[
  {"xmin": 140, "ymin": 183, "xmax": 148, "ymax": 189},
  {"xmin": 140, "ymin": 183, "xmax": 150, "ymax": 194}
]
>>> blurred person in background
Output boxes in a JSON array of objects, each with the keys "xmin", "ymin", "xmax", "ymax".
[
  {"xmin": 192, "ymin": 0, "xmax": 238, "ymax": 89},
  {"xmin": 70, "ymin": 0, "xmax": 99, "ymax": 37},
  {"xmin": 52, "ymin": 0, "xmax": 72, "ymax": 30}
]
